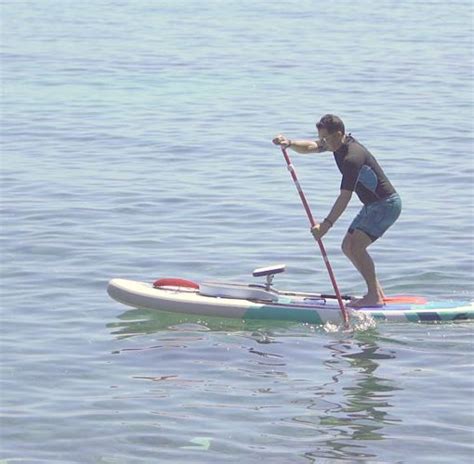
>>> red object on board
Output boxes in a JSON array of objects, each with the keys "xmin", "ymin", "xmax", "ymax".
[{"xmin": 153, "ymin": 278, "xmax": 199, "ymax": 289}]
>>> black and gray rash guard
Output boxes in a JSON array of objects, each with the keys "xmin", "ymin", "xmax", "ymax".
[{"xmin": 332, "ymin": 135, "xmax": 396, "ymax": 205}]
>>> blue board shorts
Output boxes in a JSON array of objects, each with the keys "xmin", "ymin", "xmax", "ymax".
[{"xmin": 348, "ymin": 193, "xmax": 402, "ymax": 242}]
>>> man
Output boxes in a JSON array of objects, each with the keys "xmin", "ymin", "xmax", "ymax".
[{"xmin": 272, "ymin": 114, "xmax": 401, "ymax": 307}]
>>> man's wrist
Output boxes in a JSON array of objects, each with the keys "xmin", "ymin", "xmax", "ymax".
[{"xmin": 324, "ymin": 217, "xmax": 334, "ymax": 227}]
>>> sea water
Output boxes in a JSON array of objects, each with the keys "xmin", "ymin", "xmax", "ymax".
[{"xmin": 1, "ymin": 1, "xmax": 473, "ymax": 462}]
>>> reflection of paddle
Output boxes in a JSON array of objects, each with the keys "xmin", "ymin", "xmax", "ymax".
[{"xmin": 280, "ymin": 147, "xmax": 350, "ymax": 327}]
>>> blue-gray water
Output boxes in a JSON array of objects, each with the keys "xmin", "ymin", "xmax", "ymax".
[{"xmin": 1, "ymin": 1, "xmax": 473, "ymax": 462}]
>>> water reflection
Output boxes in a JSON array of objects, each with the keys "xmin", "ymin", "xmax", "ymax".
[
  {"xmin": 108, "ymin": 307, "xmax": 296, "ymax": 339},
  {"xmin": 108, "ymin": 309, "xmax": 405, "ymax": 462},
  {"xmin": 303, "ymin": 335, "xmax": 402, "ymax": 461}
]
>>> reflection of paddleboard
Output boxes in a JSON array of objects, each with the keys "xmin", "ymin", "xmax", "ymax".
[{"xmin": 107, "ymin": 265, "xmax": 474, "ymax": 324}]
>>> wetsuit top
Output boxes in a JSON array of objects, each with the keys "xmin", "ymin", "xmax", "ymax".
[{"xmin": 333, "ymin": 135, "xmax": 396, "ymax": 205}]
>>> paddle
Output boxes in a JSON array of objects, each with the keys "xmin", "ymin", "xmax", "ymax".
[{"xmin": 280, "ymin": 147, "xmax": 350, "ymax": 326}]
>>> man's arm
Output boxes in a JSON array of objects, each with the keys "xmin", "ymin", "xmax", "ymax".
[
  {"xmin": 311, "ymin": 189, "xmax": 353, "ymax": 240},
  {"xmin": 325, "ymin": 189, "xmax": 353, "ymax": 225},
  {"xmin": 272, "ymin": 134, "xmax": 329, "ymax": 154},
  {"xmin": 289, "ymin": 139, "xmax": 328, "ymax": 154}
]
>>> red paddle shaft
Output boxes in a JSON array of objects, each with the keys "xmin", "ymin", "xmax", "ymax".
[{"xmin": 281, "ymin": 147, "xmax": 350, "ymax": 326}]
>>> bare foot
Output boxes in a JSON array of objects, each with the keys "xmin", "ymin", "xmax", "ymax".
[{"xmin": 348, "ymin": 294, "xmax": 384, "ymax": 308}]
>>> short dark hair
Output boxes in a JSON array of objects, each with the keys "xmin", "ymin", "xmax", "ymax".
[{"xmin": 316, "ymin": 114, "xmax": 345, "ymax": 134}]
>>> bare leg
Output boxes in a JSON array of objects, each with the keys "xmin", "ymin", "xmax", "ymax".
[
  {"xmin": 342, "ymin": 233, "xmax": 386, "ymax": 299},
  {"xmin": 342, "ymin": 231, "xmax": 385, "ymax": 306}
]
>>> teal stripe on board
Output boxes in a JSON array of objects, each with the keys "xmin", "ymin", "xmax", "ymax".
[
  {"xmin": 404, "ymin": 313, "xmax": 420, "ymax": 323},
  {"xmin": 245, "ymin": 306, "xmax": 324, "ymax": 325}
]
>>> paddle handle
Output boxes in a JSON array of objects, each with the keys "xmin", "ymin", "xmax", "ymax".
[{"xmin": 281, "ymin": 147, "xmax": 350, "ymax": 326}]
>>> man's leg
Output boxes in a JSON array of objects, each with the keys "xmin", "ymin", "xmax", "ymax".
[
  {"xmin": 342, "ymin": 232, "xmax": 385, "ymax": 298},
  {"xmin": 342, "ymin": 230, "xmax": 385, "ymax": 305}
]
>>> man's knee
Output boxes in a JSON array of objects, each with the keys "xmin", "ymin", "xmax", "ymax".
[
  {"xmin": 341, "ymin": 234, "xmax": 353, "ymax": 258},
  {"xmin": 351, "ymin": 229, "xmax": 374, "ymax": 254},
  {"xmin": 351, "ymin": 244, "xmax": 367, "ymax": 259}
]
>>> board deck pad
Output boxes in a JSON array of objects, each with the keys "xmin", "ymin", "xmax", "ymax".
[{"xmin": 383, "ymin": 296, "xmax": 428, "ymax": 304}]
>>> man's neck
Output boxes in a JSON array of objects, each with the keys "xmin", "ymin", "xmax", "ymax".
[{"xmin": 334, "ymin": 134, "xmax": 347, "ymax": 151}]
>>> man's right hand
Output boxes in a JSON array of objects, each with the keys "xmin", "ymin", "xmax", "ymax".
[{"xmin": 272, "ymin": 134, "xmax": 291, "ymax": 148}]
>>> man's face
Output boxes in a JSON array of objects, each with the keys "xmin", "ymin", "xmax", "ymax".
[{"xmin": 318, "ymin": 128, "xmax": 343, "ymax": 151}]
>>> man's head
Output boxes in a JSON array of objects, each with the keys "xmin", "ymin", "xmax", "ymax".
[{"xmin": 316, "ymin": 114, "xmax": 345, "ymax": 151}]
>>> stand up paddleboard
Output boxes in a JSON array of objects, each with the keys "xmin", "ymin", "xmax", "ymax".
[
  {"xmin": 108, "ymin": 148, "xmax": 473, "ymax": 325},
  {"xmin": 107, "ymin": 264, "xmax": 474, "ymax": 324}
]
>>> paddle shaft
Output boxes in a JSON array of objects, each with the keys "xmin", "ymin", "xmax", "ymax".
[{"xmin": 281, "ymin": 147, "xmax": 350, "ymax": 326}]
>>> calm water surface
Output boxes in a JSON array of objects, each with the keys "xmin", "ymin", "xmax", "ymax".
[{"xmin": 1, "ymin": 1, "xmax": 473, "ymax": 463}]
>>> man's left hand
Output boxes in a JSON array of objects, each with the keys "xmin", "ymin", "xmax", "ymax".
[{"xmin": 311, "ymin": 221, "xmax": 331, "ymax": 240}]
